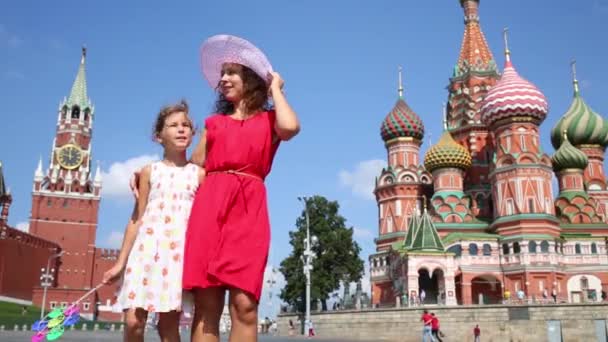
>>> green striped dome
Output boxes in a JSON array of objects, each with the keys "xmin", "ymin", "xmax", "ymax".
[
  {"xmin": 552, "ymin": 132, "xmax": 589, "ymax": 171},
  {"xmin": 551, "ymin": 92, "xmax": 608, "ymax": 149}
]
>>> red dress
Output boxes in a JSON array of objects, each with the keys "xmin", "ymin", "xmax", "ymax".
[{"xmin": 182, "ymin": 110, "xmax": 280, "ymax": 301}]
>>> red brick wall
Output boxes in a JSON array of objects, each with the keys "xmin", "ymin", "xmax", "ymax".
[
  {"xmin": 29, "ymin": 194, "xmax": 99, "ymax": 289},
  {"xmin": 0, "ymin": 225, "xmax": 60, "ymax": 300}
]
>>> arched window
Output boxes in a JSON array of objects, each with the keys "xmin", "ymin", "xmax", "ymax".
[
  {"xmin": 502, "ymin": 243, "xmax": 510, "ymax": 255},
  {"xmin": 513, "ymin": 242, "xmax": 521, "ymax": 254},
  {"xmin": 591, "ymin": 243, "xmax": 598, "ymax": 254},
  {"xmin": 469, "ymin": 243, "xmax": 478, "ymax": 256},
  {"xmin": 71, "ymin": 106, "xmax": 80, "ymax": 119},
  {"xmin": 528, "ymin": 241, "xmax": 537, "ymax": 253},
  {"xmin": 447, "ymin": 245, "xmax": 462, "ymax": 257},
  {"xmin": 482, "ymin": 244, "xmax": 492, "ymax": 256},
  {"xmin": 528, "ymin": 198, "xmax": 535, "ymax": 213},
  {"xmin": 540, "ymin": 241, "xmax": 549, "ymax": 253},
  {"xmin": 575, "ymin": 243, "xmax": 582, "ymax": 254}
]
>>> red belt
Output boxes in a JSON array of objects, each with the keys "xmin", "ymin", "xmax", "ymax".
[{"xmin": 207, "ymin": 169, "xmax": 263, "ymax": 181}]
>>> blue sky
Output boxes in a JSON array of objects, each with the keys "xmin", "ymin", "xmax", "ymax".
[{"xmin": 1, "ymin": 0, "xmax": 607, "ymax": 317}]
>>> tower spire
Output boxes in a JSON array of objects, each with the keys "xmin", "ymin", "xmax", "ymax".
[
  {"xmin": 67, "ymin": 46, "xmax": 89, "ymax": 109},
  {"xmin": 34, "ymin": 156, "xmax": 44, "ymax": 181},
  {"xmin": 0, "ymin": 162, "xmax": 6, "ymax": 198},
  {"xmin": 398, "ymin": 66, "xmax": 404, "ymax": 98},
  {"xmin": 94, "ymin": 161, "xmax": 102, "ymax": 186},
  {"xmin": 456, "ymin": 0, "xmax": 495, "ymax": 71},
  {"xmin": 571, "ymin": 59, "xmax": 580, "ymax": 96},
  {"xmin": 503, "ymin": 27, "xmax": 511, "ymax": 64}
]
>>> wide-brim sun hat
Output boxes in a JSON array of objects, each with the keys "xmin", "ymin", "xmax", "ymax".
[{"xmin": 200, "ymin": 34, "xmax": 274, "ymax": 89}]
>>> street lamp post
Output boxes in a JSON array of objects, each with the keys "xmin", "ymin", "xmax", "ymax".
[
  {"xmin": 40, "ymin": 251, "xmax": 64, "ymax": 320},
  {"xmin": 298, "ymin": 196, "xmax": 316, "ymax": 336}
]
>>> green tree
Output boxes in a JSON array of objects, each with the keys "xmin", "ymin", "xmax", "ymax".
[{"xmin": 279, "ymin": 195, "xmax": 365, "ymax": 311}]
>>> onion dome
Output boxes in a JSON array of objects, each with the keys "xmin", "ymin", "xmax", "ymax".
[
  {"xmin": 380, "ymin": 67, "xmax": 425, "ymax": 142},
  {"xmin": 424, "ymin": 112, "xmax": 472, "ymax": 172},
  {"xmin": 550, "ymin": 61, "xmax": 608, "ymax": 149},
  {"xmin": 552, "ymin": 130, "xmax": 589, "ymax": 172},
  {"xmin": 480, "ymin": 29, "xmax": 548, "ymax": 128}
]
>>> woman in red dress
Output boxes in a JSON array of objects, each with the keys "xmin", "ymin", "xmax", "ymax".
[{"xmin": 184, "ymin": 35, "xmax": 300, "ymax": 342}]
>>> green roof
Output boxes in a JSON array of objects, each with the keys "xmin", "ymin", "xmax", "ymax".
[
  {"xmin": 499, "ymin": 234, "xmax": 556, "ymax": 243},
  {"xmin": 560, "ymin": 223, "xmax": 608, "ymax": 230},
  {"xmin": 560, "ymin": 232, "xmax": 605, "ymax": 240},
  {"xmin": 441, "ymin": 232, "xmax": 499, "ymax": 246},
  {"xmin": 66, "ymin": 47, "xmax": 90, "ymax": 110},
  {"xmin": 491, "ymin": 214, "xmax": 560, "ymax": 226},
  {"xmin": 434, "ymin": 222, "xmax": 489, "ymax": 229},
  {"xmin": 374, "ymin": 232, "xmax": 406, "ymax": 244},
  {"xmin": 561, "ymin": 232, "xmax": 593, "ymax": 238},
  {"xmin": 403, "ymin": 213, "xmax": 420, "ymax": 248},
  {"xmin": 408, "ymin": 210, "xmax": 444, "ymax": 252}
]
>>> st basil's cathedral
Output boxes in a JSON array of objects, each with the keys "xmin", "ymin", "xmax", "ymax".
[{"xmin": 370, "ymin": 0, "xmax": 608, "ymax": 306}]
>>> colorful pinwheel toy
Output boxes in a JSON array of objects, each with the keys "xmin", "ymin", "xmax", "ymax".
[{"xmin": 31, "ymin": 283, "xmax": 103, "ymax": 341}]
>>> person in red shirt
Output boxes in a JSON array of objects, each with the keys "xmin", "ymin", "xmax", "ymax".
[
  {"xmin": 431, "ymin": 313, "xmax": 443, "ymax": 342},
  {"xmin": 420, "ymin": 310, "xmax": 434, "ymax": 342},
  {"xmin": 474, "ymin": 324, "xmax": 481, "ymax": 342}
]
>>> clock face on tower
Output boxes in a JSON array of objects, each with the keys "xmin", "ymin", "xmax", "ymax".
[{"xmin": 57, "ymin": 144, "xmax": 84, "ymax": 169}]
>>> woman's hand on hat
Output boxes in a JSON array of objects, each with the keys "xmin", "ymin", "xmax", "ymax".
[{"xmin": 268, "ymin": 71, "xmax": 284, "ymax": 96}]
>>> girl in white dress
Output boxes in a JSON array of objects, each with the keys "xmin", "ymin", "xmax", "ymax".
[{"xmin": 103, "ymin": 100, "xmax": 205, "ymax": 342}]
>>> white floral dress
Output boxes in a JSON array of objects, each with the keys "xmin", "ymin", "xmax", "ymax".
[{"xmin": 113, "ymin": 161, "xmax": 199, "ymax": 313}]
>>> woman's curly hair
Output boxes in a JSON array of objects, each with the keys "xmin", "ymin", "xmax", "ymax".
[{"xmin": 214, "ymin": 63, "xmax": 271, "ymax": 115}]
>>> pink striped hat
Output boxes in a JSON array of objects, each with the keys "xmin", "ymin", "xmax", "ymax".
[{"xmin": 200, "ymin": 34, "xmax": 273, "ymax": 89}]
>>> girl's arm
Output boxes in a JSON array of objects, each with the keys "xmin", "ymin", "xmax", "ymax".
[
  {"xmin": 190, "ymin": 129, "xmax": 207, "ymax": 167},
  {"xmin": 102, "ymin": 165, "xmax": 151, "ymax": 284},
  {"xmin": 197, "ymin": 165, "xmax": 206, "ymax": 185},
  {"xmin": 269, "ymin": 71, "xmax": 301, "ymax": 141}
]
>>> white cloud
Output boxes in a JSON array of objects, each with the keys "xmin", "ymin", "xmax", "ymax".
[
  {"xmin": 15, "ymin": 221, "xmax": 29, "ymax": 233},
  {"xmin": 105, "ymin": 230, "xmax": 124, "ymax": 249},
  {"xmin": 353, "ymin": 227, "xmax": 374, "ymax": 240},
  {"xmin": 101, "ymin": 154, "xmax": 159, "ymax": 198},
  {"xmin": 338, "ymin": 159, "xmax": 385, "ymax": 200}
]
